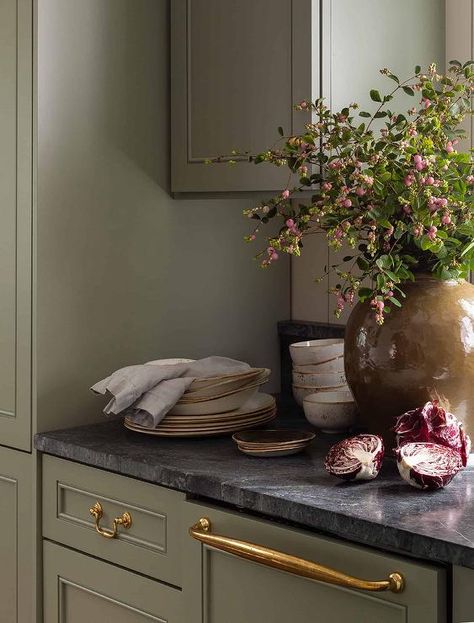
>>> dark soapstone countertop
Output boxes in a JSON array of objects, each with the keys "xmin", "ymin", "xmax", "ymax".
[{"xmin": 35, "ymin": 399, "xmax": 474, "ymax": 570}]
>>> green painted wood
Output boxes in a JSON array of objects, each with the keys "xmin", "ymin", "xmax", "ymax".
[
  {"xmin": 182, "ymin": 501, "xmax": 446, "ymax": 623},
  {"xmin": 0, "ymin": 446, "xmax": 34, "ymax": 623},
  {"xmin": 171, "ymin": 0, "xmax": 318, "ymax": 193},
  {"xmin": 43, "ymin": 541, "xmax": 183, "ymax": 622},
  {"xmin": 0, "ymin": 0, "xmax": 33, "ymax": 451},
  {"xmin": 453, "ymin": 566, "xmax": 474, "ymax": 623},
  {"xmin": 42, "ymin": 456, "xmax": 184, "ymax": 587}
]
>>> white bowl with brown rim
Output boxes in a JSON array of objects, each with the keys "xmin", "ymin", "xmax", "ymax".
[{"xmin": 289, "ymin": 339, "xmax": 344, "ymax": 366}]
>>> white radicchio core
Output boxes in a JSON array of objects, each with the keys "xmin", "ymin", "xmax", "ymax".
[
  {"xmin": 397, "ymin": 442, "xmax": 463, "ymax": 490},
  {"xmin": 393, "ymin": 401, "xmax": 471, "ymax": 467},
  {"xmin": 325, "ymin": 434, "xmax": 384, "ymax": 481}
]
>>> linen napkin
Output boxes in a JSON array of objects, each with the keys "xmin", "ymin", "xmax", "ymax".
[{"xmin": 91, "ymin": 356, "xmax": 251, "ymax": 428}]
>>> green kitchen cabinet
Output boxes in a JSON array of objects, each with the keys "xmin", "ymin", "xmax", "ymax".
[
  {"xmin": 182, "ymin": 501, "xmax": 446, "ymax": 623},
  {"xmin": 43, "ymin": 541, "xmax": 183, "ymax": 622},
  {"xmin": 0, "ymin": 0, "xmax": 33, "ymax": 451},
  {"xmin": 171, "ymin": 0, "xmax": 319, "ymax": 193},
  {"xmin": 0, "ymin": 446, "xmax": 35, "ymax": 623},
  {"xmin": 453, "ymin": 566, "xmax": 474, "ymax": 623}
]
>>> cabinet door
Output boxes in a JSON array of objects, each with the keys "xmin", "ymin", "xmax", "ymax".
[
  {"xmin": 0, "ymin": 446, "xmax": 34, "ymax": 623},
  {"xmin": 171, "ymin": 0, "xmax": 318, "ymax": 193},
  {"xmin": 183, "ymin": 502, "xmax": 446, "ymax": 623},
  {"xmin": 0, "ymin": 0, "xmax": 32, "ymax": 451},
  {"xmin": 43, "ymin": 541, "xmax": 182, "ymax": 622}
]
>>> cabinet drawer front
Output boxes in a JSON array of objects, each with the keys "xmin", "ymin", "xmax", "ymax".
[
  {"xmin": 43, "ymin": 456, "xmax": 184, "ymax": 586},
  {"xmin": 43, "ymin": 541, "xmax": 182, "ymax": 622},
  {"xmin": 183, "ymin": 501, "xmax": 446, "ymax": 623}
]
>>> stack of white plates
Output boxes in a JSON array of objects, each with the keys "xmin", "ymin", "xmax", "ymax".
[
  {"xmin": 289, "ymin": 339, "xmax": 348, "ymax": 406},
  {"xmin": 124, "ymin": 392, "xmax": 276, "ymax": 437}
]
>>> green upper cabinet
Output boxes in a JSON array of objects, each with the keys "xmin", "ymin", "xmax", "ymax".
[
  {"xmin": 0, "ymin": 0, "xmax": 33, "ymax": 451},
  {"xmin": 171, "ymin": 0, "xmax": 319, "ymax": 193}
]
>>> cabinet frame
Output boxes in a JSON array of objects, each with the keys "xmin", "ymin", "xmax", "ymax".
[{"xmin": 171, "ymin": 0, "xmax": 320, "ymax": 193}]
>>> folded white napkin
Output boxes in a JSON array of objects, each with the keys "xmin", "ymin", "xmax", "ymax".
[{"xmin": 91, "ymin": 356, "xmax": 250, "ymax": 428}]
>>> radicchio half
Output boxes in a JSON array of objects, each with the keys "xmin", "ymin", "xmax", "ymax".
[
  {"xmin": 325, "ymin": 434, "xmax": 384, "ymax": 481},
  {"xmin": 393, "ymin": 401, "xmax": 471, "ymax": 466},
  {"xmin": 397, "ymin": 442, "xmax": 463, "ymax": 490}
]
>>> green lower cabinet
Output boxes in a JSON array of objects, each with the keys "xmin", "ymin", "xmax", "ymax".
[
  {"xmin": 453, "ymin": 566, "xmax": 474, "ymax": 623},
  {"xmin": 183, "ymin": 501, "xmax": 446, "ymax": 623},
  {"xmin": 43, "ymin": 541, "xmax": 183, "ymax": 622},
  {"xmin": 0, "ymin": 446, "xmax": 34, "ymax": 623}
]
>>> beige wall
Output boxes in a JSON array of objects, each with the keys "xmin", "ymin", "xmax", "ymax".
[
  {"xmin": 36, "ymin": 0, "xmax": 289, "ymax": 430},
  {"xmin": 291, "ymin": 0, "xmax": 446, "ymax": 324}
]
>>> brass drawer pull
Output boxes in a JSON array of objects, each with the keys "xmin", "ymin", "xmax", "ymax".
[
  {"xmin": 89, "ymin": 501, "xmax": 132, "ymax": 539},
  {"xmin": 190, "ymin": 517, "xmax": 404, "ymax": 594}
]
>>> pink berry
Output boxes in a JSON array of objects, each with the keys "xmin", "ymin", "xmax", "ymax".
[
  {"xmin": 281, "ymin": 189, "xmax": 290, "ymax": 199},
  {"xmin": 446, "ymin": 141, "xmax": 454, "ymax": 153},
  {"xmin": 355, "ymin": 187, "xmax": 366, "ymax": 196},
  {"xmin": 442, "ymin": 214, "xmax": 451, "ymax": 225},
  {"xmin": 413, "ymin": 154, "xmax": 422, "ymax": 164},
  {"xmin": 343, "ymin": 199, "xmax": 352, "ymax": 208}
]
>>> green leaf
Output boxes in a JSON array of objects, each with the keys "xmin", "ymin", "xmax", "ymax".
[
  {"xmin": 420, "ymin": 236, "xmax": 434, "ymax": 251},
  {"xmin": 461, "ymin": 240, "xmax": 474, "ymax": 257},
  {"xmin": 384, "ymin": 270, "xmax": 400, "ymax": 283},
  {"xmin": 389, "ymin": 296, "xmax": 402, "ymax": 308},
  {"xmin": 370, "ymin": 89, "xmax": 382, "ymax": 102},
  {"xmin": 278, "ymin": 126, "xmax": 284, "ymax": 136},
  {"xmin": 359, "ymin": 111, "xmax": 371, "ymax": 118},
  {"xmin": 374, "ymin": 111, "xmax": 387, "ymax": 119},
  {"xmin": 357, "ymin": 256, "xmax": 369, "ymax": 271},
  {"xmin": 358, "ymin": 287, "xmax": 373, "ymax": 301},
  {"xmin": 402, "ymin": 86, "xmax": 415, "ymax": 96},
  {"xmin": 415, "ymin": 65, "xmax": 422, "ymax": 73},
  {"xmin": 342, "ymin": 255, "xmax": 353, "ymax": 262},
  {"xmin": 387, "ymin": 73, "xmax": 399, "ymax": 84}
]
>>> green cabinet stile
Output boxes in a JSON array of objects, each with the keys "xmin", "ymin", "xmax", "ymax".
[{"xmin": 0, "ymin": 0, "xmax": 33, "ymax": 452}]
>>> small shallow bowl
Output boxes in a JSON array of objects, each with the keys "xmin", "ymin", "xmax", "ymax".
[
  {"xmin": 289, "ymin": 339, "xmax": 344, "ymax": 366},
  {"xmin": 293, "ymin": 356, "xmax": 344, "ymax": 374},
  {"xmin": 303, "ymin": 390, "xmax": 356, "ymax": 433},
  {"xmin": 292, "ymin": 370, "xmax": 346, "ymax": 388},
  {"xmin": 292, "ymin": 383, "xmax": 347, "ymax": 407}
]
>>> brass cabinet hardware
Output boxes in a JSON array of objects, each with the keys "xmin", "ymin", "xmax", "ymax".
[
  {"xmin": 189, "ymin": 517, "xmax": 404, "ymax": 594},
  {"xmin": 89, "ymin": 501, "xmax": 132, "ymax": 539}
]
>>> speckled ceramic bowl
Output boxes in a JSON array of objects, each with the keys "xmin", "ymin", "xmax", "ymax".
[
  {"xmin": 292, "ymin": 384, "xmax": 347, "ymax": 407},
  {"xmin": 292, "ymin": 370, "xmax": 346, "ymax": 388},
  {"xmin": 289, "ymin": 339, "xmax": 344, "ymax": 366},
  {"xmin": 303, "ymin": 390, "xmax": 356, "ymax": 433},
  {"xmin": 293, "ymin": 356, "xmax": 345, "ymax": 374}
]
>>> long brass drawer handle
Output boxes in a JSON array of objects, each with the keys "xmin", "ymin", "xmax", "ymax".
[
  {"xmin": 190, "ymin": 517, "xmax": 404, "ymax": 594},
  {"xmin": 89, "ymin": 501, "xmax": 132, "ymax": 539}
]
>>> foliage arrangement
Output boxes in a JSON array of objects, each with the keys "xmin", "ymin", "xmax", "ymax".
[{"xmin": 244, "ymin": 62, "xmax": 474, "ymax": 324}]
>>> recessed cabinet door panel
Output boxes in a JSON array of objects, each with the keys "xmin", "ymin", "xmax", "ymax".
[
  {"xmin": 0, "ymin": 447, "xmax": 34, "ymax": 623},
  {"xmin": 0, "ymin": 0, "xmax": 32, "ymax": 450},
  {"xmin": 183, "ymin": 502, "xmax": 446, "ymax": 623},
  {"xmin": 43, "ymin": 542, "xmax": 183, "ymax": 623},
  {"xmin": 171, "ymin": 0, "xmax": 317, "ymax": 192}
]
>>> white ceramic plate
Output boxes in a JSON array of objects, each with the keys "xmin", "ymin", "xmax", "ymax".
[
  {"xmin": 146, "ymin": 358, "xmax": 195, "ymax": 366},
  {"xmin": 124, "ymin": 411, "xmax": 277, "ymax": 437}
]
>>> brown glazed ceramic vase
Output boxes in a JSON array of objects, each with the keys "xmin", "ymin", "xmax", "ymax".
[{"xmin": 344, "ymin": 276, "xmax": 474, "ymax": 448}]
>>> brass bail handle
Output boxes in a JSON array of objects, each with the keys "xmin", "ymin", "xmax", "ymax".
[
  {"xmin": 89, "ymin": 501, "xmax": 132, "ymax": 539},
  {"xmin": 190, "ymin": 517, "xmax": 404, "ymax": 594}
]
